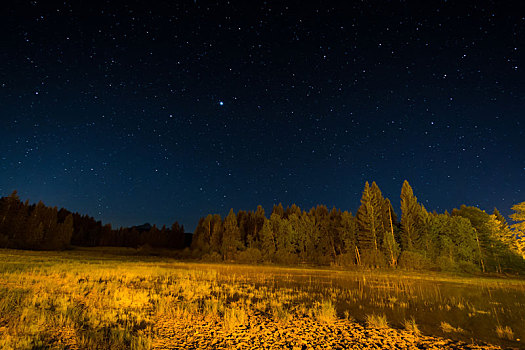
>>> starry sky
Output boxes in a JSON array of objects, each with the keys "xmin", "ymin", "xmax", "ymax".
[{"xmin": 1, "ymin": 1, "xmax": 524, "ymax": 230}]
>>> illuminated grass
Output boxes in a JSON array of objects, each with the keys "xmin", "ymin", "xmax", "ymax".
[
  {"xmin": 0, "ymin": 248, "xmax": 523, "ymax": 348},
  {"xmin": 403, "ymin": 317, "xmax": 421, "ymax": 336},
  {"xmin": 495, "ymin": 325, "xmax": 514, "ymax": 340},
  {"xmin": 366, "ymin": 313, "xmax": 389, "ymax": 329}
]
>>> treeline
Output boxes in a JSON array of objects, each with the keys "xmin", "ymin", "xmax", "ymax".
[
  {"xmin": 191, "ymin": 180, "xmax": 525, "ymax": 273},
  {"xmin": 0, "ymin": 191, "xmax": 185, "ymax": 250},
  {"xmin": 2, "ymin": 182, "xmax": 525, "ymax": 274}
]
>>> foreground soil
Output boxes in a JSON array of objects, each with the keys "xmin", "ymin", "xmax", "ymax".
[{"xmin": 152, "ymin": 314, "xmax": 502, "ymax": 350}]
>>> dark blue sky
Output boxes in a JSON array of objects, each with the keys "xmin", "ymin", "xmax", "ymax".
[{"xmin": 1, "ymin": 1, "xmax": 523, "ymax": 230}]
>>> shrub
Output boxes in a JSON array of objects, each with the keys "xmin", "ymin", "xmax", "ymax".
[
  {"xmin": 236, "ymin": 248, "xmax": 263, "ymax": 264},
  {"xmin": 202, "ymin": 252, "xmax": 222, "ymax": 262},
  {"xmin": 436, "ymin": 256, "xmax": 458, "ymax": 272},
  {"xmin": 135, "ymin": 244, "xmax": 154, "ymax": 256},
  {"xmin": 334, "ymin": 252, "xmax": 356, "ymax": 267},
  {"xmin": 398, "ymin": 251, "xmax": 433, "ymax": 270},
  {"xmin": 274, "ymin": 252, "xmax": 299, "ymax": 265},
  {"xmin": 360, "ymin": 249, "xmax": 387, "ymax": 268},
  {"xmin": 458, "ymin": 260, "xmax": 481, "ymax": 274},
  {"xmin": 0, "ymin": 234, "xmax": 8, "ymax": 248}
]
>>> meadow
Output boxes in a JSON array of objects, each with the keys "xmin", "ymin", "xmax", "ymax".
[{"xmin": 0, "ymin": 248, "xmax": 523, "ymax": 349}]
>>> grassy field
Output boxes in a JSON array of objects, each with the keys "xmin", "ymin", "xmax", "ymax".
[{"xmin": 0, "ymin": 248, "xmax": 524, "ymax": 349}]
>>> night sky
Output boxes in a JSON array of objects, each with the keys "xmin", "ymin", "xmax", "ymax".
[{"xmin": 1, "ymin": 1, "xmax": 524, "ymax": 230}]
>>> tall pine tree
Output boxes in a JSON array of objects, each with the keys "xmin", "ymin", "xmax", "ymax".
[
  {"xmin": 221, "ymin": 209, "xmax": 242, "ymax": 260},
  {"xmin": 400, "ymin": 180, "xmax": 422, "ymax": 251},
  {"xmin": 356, "ymin": 182, "xmax": 382, "ymax": 251}
]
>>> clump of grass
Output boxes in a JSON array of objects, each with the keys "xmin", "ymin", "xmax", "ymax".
[
  {"xmin": 403, "ymin": 317, "xmax": 421, "ymax": 336},
  {"xmin": 495, "ymin": 325, "xmax": 514, "ymax": 340},
  {"xmin": 270, "ymin": 300, "xmax": 291, "ymax": 323},
  {"xmin": 440, "ymin": 321, "xmax": 464, "ymax": 333},
  {"xmin": 343, "ymin": 310, "xmax": 354, "ymax": 321},
  {"xmin": 366, "ymin": 313, "xmax": 388, "ymax": 329},
  {"xmin": 314, "ymin": 300, "xmax": 337, "ymax": 323},
  {"xmin": 223, "ymin": 305, "xmax": 247, "ymax": 331}
]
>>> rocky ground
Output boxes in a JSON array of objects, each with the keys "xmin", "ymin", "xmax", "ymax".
[{"xmin": 152, "ymin": 314, "xmax": 502, "ymax": 350}]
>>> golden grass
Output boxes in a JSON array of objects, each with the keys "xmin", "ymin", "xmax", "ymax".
[
  {"xmin": 0, "ymin": 247, "xmax": 523, "ymax": 348},
  {"xmin": 440, "ymin": 321, "xmax": 465, "ymax": 334},
  {"xmin": 495, "ymin": 325, "xmax": 514, "ymax": 340},
  {"xmin": 403, "ymin": 317, "xmax": 421, "ymax": 336},
  {"xmin": 313, "ymin": 299, "xmax": 337, "ymax": 323},
  {"xmin": 366, "ymin": 313, "xmax": 389, "ymax": 329}
]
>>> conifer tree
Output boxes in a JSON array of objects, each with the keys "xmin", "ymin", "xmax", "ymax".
[
  {"xmin": 258, "ymin": 218, "xmax": 275, "ymax": 261},
  {"xmin": 493, "ymin": 208, "xmax": 509, "ymax": 230},
  {"xmin": 400, "ymin": 180, "xmax": 421, "ymax": 251},
  {"xmin": 510, "ymin": 202, "xmax": 525, "ymax": 232},
  {"xmin": 209, "ymin": 214, "xmax": 223, "ymax": 254},
  {"xmin": 509, "ymin": 202, "xmax": 525, "ymax": 258},
  {"xmin": 221, "ymin": 209, "xmax": 242, "ymax": 260},
  {"xmin": 271, "ymin": 212, "xmax": 295, "ymax": 262},
  {"xmin": 339, "ymin": 211, "xmax": 357, "ymax": 255},
  {"xmin": 356, "ymin": 182, "xmax": 381, "ymax": 251},
  {"xmin": 272, "ymin": 203, "xmax": 285, "ymax": 218}
]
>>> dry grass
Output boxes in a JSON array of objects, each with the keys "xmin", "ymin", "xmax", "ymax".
[
  {"xmin": 403, "ymin": 317, "xmax": 421, "ymax": 336},
  {"xmin": 0, "ymin": 248, "xmax": 523, "ymax": 348},
  {"xmin": 313, "ymin": 299, "xmax": 337, "ymax": 323},
  {"xmin": 495, "ymin": 325, "xmax": 514, "ymax": 340},
  {"xmin": 366, "ymin": 313, "xmax": 389, "ymax": 329},
  {"xmin": 440, "ymin": 321, "xmax": 465, "ymax": 334},
  {"xmin": 223, "ymin": 305, "xmax": 248, "ymax": 330}
]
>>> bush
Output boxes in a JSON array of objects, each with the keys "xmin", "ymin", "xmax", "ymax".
[
  {"xmin": 202, "ymin": 252, "xmax": 222, "ymax": 262},
  {"xmin": 458, "ymin": 260, "xmax": 480, "ymax": 274},
  {"xmin": 334, "ymin": 252, "xmax": 356, "ymax": 267},
  {"xmin": 398, "ymin": 251, "xmax": 433, "ymax": 270},
  {"xmin": 274, "ymin": 252, "xmax": 299, "ymax": 265},
  {"xmin": 135, "ymin": 244, "xmax": 155, "ymax": 256},
  {"xmin": 360, "ymin": 249, "xmax": 387, "ymax": 268},
  {"xmin": 435, "ymin": 256, "xmax": 458, "ymax": 272},
  {"xmin": 0, "ymin": 234, "xmax": 8, "ymax": 248},
  {"xmin": 236, "ymin": 248, "xmax": 263, "ymax": 264}
]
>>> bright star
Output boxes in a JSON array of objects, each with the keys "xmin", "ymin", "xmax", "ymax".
[{"xmin": 219, "ymin": 101, "xmax": 224, "ymax": 106}]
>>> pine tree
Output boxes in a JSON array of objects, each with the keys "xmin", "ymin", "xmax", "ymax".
[
  {"xmin": 221, "ymin": 209, "xmax": 242, "ymax": 260},
  {"xmin": 271, "ymin": 212, "xmax": 295, "ymax": 262},
  {"xmin": 258, "ymin": 218, "xmax": 275, "ymax": 261},
  {"xmin": 356, "ymin": 182, "xmax": 382, "ymax": 251},
  {"xmin": 493, "ymin": 208, "xmax": 509, "ymax": 230},
  {"xmin": 510, "ymin": 202, "xmax": 525, "ymax": 232},
  {"xmin": 400, "ymin": 180, "xmax": 421, "ymax": 251},
  {"xmin": 192, "ymin": 215, "xmax": 212, "ymax": 252},
  {"xmin": 209, "ymin": 214, "xmax": 223, "ymax": 254},
  {"xmin": 370, "ymin": 182, "xmax": 388, "ymax": 250},
  {"xmin": 509, "ymin": 202, "xmax": 525, "ymax": 258},
  {"xmin": 26, "ymin": 201, "xmax": 47, "ymax": 248},
  {"xmin": 57, "ymin": 214, "xmax": 74, "ymax": 249},
  {"xmin": 339, "ymin": 211, "xmax": 357, "ymax": 255},
  {"xmin": 272, "ymin": 203, "xmax": 285, "ymax": 218}
]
